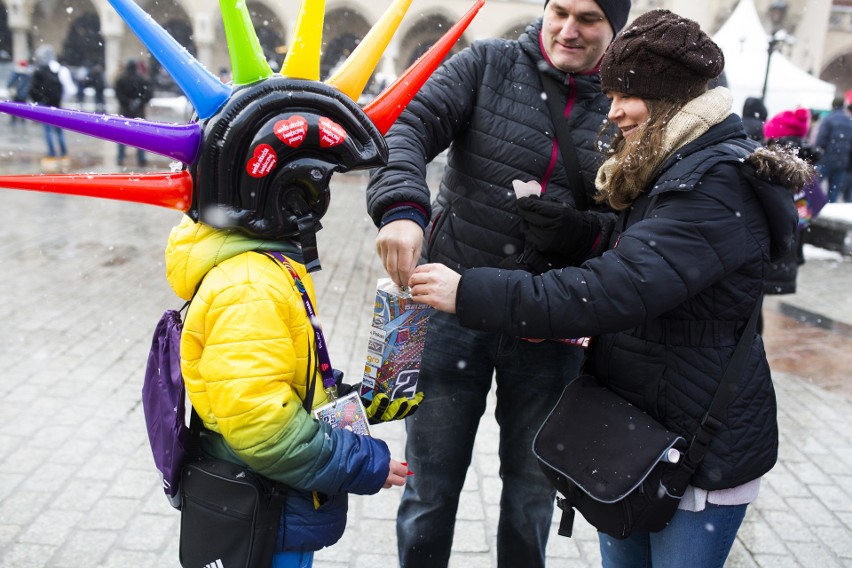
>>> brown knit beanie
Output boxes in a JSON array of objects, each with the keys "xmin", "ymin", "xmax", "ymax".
[{"xmin": 600, "ymin": 9, "xmax": 725, "ymax": 102}]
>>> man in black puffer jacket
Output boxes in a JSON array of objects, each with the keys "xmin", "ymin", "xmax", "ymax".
[{"xmin": 365, "ymin": 1, "xmax": 630, "ymax": 566}]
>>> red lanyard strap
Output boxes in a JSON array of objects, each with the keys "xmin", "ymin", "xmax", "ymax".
[{"xmin": 266, "ymin": 252, "xmax": 336, "ymax": 392}]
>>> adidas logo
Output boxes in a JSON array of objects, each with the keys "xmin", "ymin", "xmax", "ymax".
[{"xmin": 204, "ymin": 560, "xmax": 224, "ymax": 568}]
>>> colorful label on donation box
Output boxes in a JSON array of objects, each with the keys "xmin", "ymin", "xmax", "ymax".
[{"xmin": 361, "ymin": 279, "xmax": 434, "ymax": 402}]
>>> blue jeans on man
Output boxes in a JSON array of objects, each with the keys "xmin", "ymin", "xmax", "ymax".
[
  {"xmin": 598, "ymin": 503, "xmax": 747, "ymax": 568},
  {"xmin": 117, "ymin": 144, "xmax": 147, "ymax": 167},
  {"xmin": 817, "ymin": 163, "xmax": 849, "ymax": 203},
  {"xmin": 43, "ymin": 124, "xmax": 67, "ymax": 157},
  {"xmin": 396, "ymin": 311, "xmax": 584, "ymax": 568}
]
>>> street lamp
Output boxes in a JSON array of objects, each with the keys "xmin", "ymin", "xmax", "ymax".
[{"xmin": 761, "ymin": 0, "xmax": 795, "ymax": 101}]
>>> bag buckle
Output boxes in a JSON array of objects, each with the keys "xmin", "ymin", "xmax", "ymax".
[
  {"xmin": 699, "ymin": 413, "xmax": 723, "ymax": 434},
  {"xmin": 555, "ymin": 496, "xmax": 575, "ymax": 538}
]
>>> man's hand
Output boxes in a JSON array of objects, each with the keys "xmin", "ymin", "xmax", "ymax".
[
  {"xmin": 365, "ymin": 392, "xmax": 424, "ymax": 424},
  {"xmin": 376, "ymin": 220, "xmax": 424, "ymax": 287},
  {"xmin": 409, "ymin": 263, "xmax": 461, "ymax": 313}
]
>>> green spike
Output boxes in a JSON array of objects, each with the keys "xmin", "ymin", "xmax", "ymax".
[{"xmin": 220, "ymin": 0, "xmax": 273, "ymax": 85}]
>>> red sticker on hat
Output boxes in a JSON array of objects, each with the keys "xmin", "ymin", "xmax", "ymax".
[
  {"xmin": 274, "ymin": 115, "xmax": 308, "ymax": 147},
  {"xmin": 246, "ymin": 144, "xmax": 277, "ymax": 178},
  {"xmin": 319, "ymin": 117, "xmax": 347, "ymax": 148}
]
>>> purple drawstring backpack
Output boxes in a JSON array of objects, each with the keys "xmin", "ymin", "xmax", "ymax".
[{"xmin": 142, "ymin": 306, "xmax": 192, "ymax": 509}]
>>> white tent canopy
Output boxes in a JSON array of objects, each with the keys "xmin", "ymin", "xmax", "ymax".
[{"xmin": 713, "ymin": 0, "xmax": 836, "ymax": 118}]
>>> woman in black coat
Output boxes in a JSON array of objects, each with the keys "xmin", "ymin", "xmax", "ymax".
[{"xmin": 406, "ymin": 10, "xmax": 810, "ymax": 568}]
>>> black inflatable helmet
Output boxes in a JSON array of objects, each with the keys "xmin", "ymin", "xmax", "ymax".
[
  {"xmin": 0, "ymin": 0, "xmax": 484, "ymax": 271},
  {"xmin": 189, "ymin": 79, "xmax": 387, "ymax": 268}
]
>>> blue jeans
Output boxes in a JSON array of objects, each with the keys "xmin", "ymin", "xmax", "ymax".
[
  {"xmin": 43, "ymin": 124, "xmax": 67, "ymax": 157},
  {"xmin": 117, "ymin": 144, "xmax": 147, "ymax": 166},
  {"xmin": 397, "ymin": 312, "xmax": 584, "ymax": 568},
  {"xmin": 599, "ymin": 503, "xmax": 747, "ymax": 568},
  {"xmin": 817, "ymin": 163, "xmax": 849, "ymax": 203}
]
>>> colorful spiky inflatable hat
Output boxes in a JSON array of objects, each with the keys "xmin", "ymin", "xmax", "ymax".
[{"xmin": 0, "ymin": 0, "xmax": 484, "ymax": 271}]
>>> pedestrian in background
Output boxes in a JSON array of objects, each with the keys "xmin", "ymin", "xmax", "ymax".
[
  {"xmin": 87, "ymin": 64, "xmax": 107, "ymax": 114},
  {"xmin": 114, "ymin": 59, "xmax": 153, "ymax": 168},
  {"xmin": 741, "ymin": 96, "xmax": 767, "ymax": 142},
  {"xmin": 814, "ymin": 95, "xmax": 852, "ymax": 202},
  {"xmin": 73, "ymin": 66, "xmax": 88, "ymax": 108},
  {"xmin": 28, "ymin": 44, "xmax": 75, "ymax": 168},
  {"xmin": 5, "ymin": 60, "xmax": 32, "ymax": 132},
  {"xmin": 761, "ymin": 107, "xmax": 826, "ymax": 332},
  {"xmin": 408, "ymin": 10, "xmax": 809, "ymax": 568},
  {"xmin": 366, "ymin": 0, "xmax": 631, "ymax": 566}
]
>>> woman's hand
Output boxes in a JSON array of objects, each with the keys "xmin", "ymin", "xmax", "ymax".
[
  {"xmin": 384, "ymin": 458, "xmax": 409, "ymax": 488},
  {"xmin": 409, "ymin": 263, "xmax": 461, "ymax": 313}
]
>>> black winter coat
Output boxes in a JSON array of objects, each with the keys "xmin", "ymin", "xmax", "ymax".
[
  {"xmin": 367, "ymin": 18, "xmax": 611, "ymax": 270},
  {"xmin": 457, "ymin": 115, "xmax": 801, "ymax": 490},
  {"xmin": 29, "ymin": 64, "xmax": 63, "ymax": 107},
  {"xmin": 115, "ymin": 69, "xmax": 153, "ymax": 119}
]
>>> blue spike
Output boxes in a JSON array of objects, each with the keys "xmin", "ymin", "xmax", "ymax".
[{"xmin": 108, "ymin": 0, "xmax": 231, "ymax": 120}]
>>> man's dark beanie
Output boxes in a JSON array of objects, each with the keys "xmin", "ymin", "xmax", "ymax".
[
  {"xmin": 544, "ymin": 0, "xmax": 632, "ymax": 35},
  {"xmin": 600, "ymin": 9, "xmax": 725, "ymax": 102}
]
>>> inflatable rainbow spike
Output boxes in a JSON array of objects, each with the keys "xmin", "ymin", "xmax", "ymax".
[{"xmin": 0, "ymin": 0, "xmax": 485, "ymax": 212}]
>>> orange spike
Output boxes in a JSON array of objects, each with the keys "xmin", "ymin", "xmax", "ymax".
[
  {"xmin": 0, "ymin": 171, "xmax": 193, "ymax": 211},
  {"xmin": 325, "ymin": 0, "xmax": 412, "ymax": 101},
  {"xmin": 364, "ymin": 0, "xmax": 485, "ymax": 134}
]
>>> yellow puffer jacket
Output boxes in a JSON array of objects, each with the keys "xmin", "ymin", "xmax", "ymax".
[{"xmin": 164, "ymin": 216, "xmax": 389, "ymax": 495}]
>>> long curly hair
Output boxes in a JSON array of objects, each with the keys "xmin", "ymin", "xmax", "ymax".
[{"xmin": 595, "ymin": 99, "xmax": 682, "ymax": 211}]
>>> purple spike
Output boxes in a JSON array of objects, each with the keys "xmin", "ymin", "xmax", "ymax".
[
  {"xmin": 108, "ymin": 0, "xmax": 231, "ymax": 120},
  {"xmin": 0, "ymin": 102, "xmax": 202, "ymax": 164}
]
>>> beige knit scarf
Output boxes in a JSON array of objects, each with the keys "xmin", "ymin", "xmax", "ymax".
[{"xmin": 595, "ymin": 87, "xmax": 735, "ymax": 196}]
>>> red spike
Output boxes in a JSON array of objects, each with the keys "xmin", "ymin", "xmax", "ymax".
[
  {"xmin": 364, "ymin": 0, "xmax": 485, "ymax": 134},
  {"xmin": 0, "ymin": 171, "xmax": 193, "ymax": 211}
]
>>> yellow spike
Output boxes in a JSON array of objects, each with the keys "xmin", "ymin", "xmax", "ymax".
[
  {"xmin": 280, "ymin": 0, "xmax": 325, "ymax": 81},
  {"xmin": 325, "ymin": 0, "xmax": 412, "ymax": 101}
]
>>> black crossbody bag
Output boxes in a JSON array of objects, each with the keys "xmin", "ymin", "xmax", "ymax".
[
  {"xmin": 179, "ymin": 446, "xmax": 288, "ymax": 568},
  {"xmin": 533, "ymin": 301, "xmax": 761, "ymax": 539}
]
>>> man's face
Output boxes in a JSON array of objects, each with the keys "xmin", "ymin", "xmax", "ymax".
[{"xmin": 542, "ymin": 0, "xmax": 615, "ymax": 73}]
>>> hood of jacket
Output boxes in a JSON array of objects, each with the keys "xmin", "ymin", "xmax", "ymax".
[
  {"xmin": 165, "ymin": 215, "xmax": 301, "ymax": 300},
  {"xmin": 652, "ymin": 114, "xmax": 805, "ymax": 261}
]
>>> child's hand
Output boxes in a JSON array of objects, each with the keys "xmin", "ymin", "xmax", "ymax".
[
  {"xmin": 383, "ymin": 459, "xmax": 409, "ymax": 488},
  {"xmin": 366, "ymin": 391, "xmax": 424, "ymax": 424}
]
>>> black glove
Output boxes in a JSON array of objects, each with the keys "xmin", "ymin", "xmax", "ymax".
[{"xmin": 516, "ymin": 195, "xmax": 602, "ymax": 265}]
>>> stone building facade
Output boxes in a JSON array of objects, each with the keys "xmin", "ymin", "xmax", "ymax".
[{"xmin": 0, "ymin": 0, "xmax": 849, "ymax": 97}]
